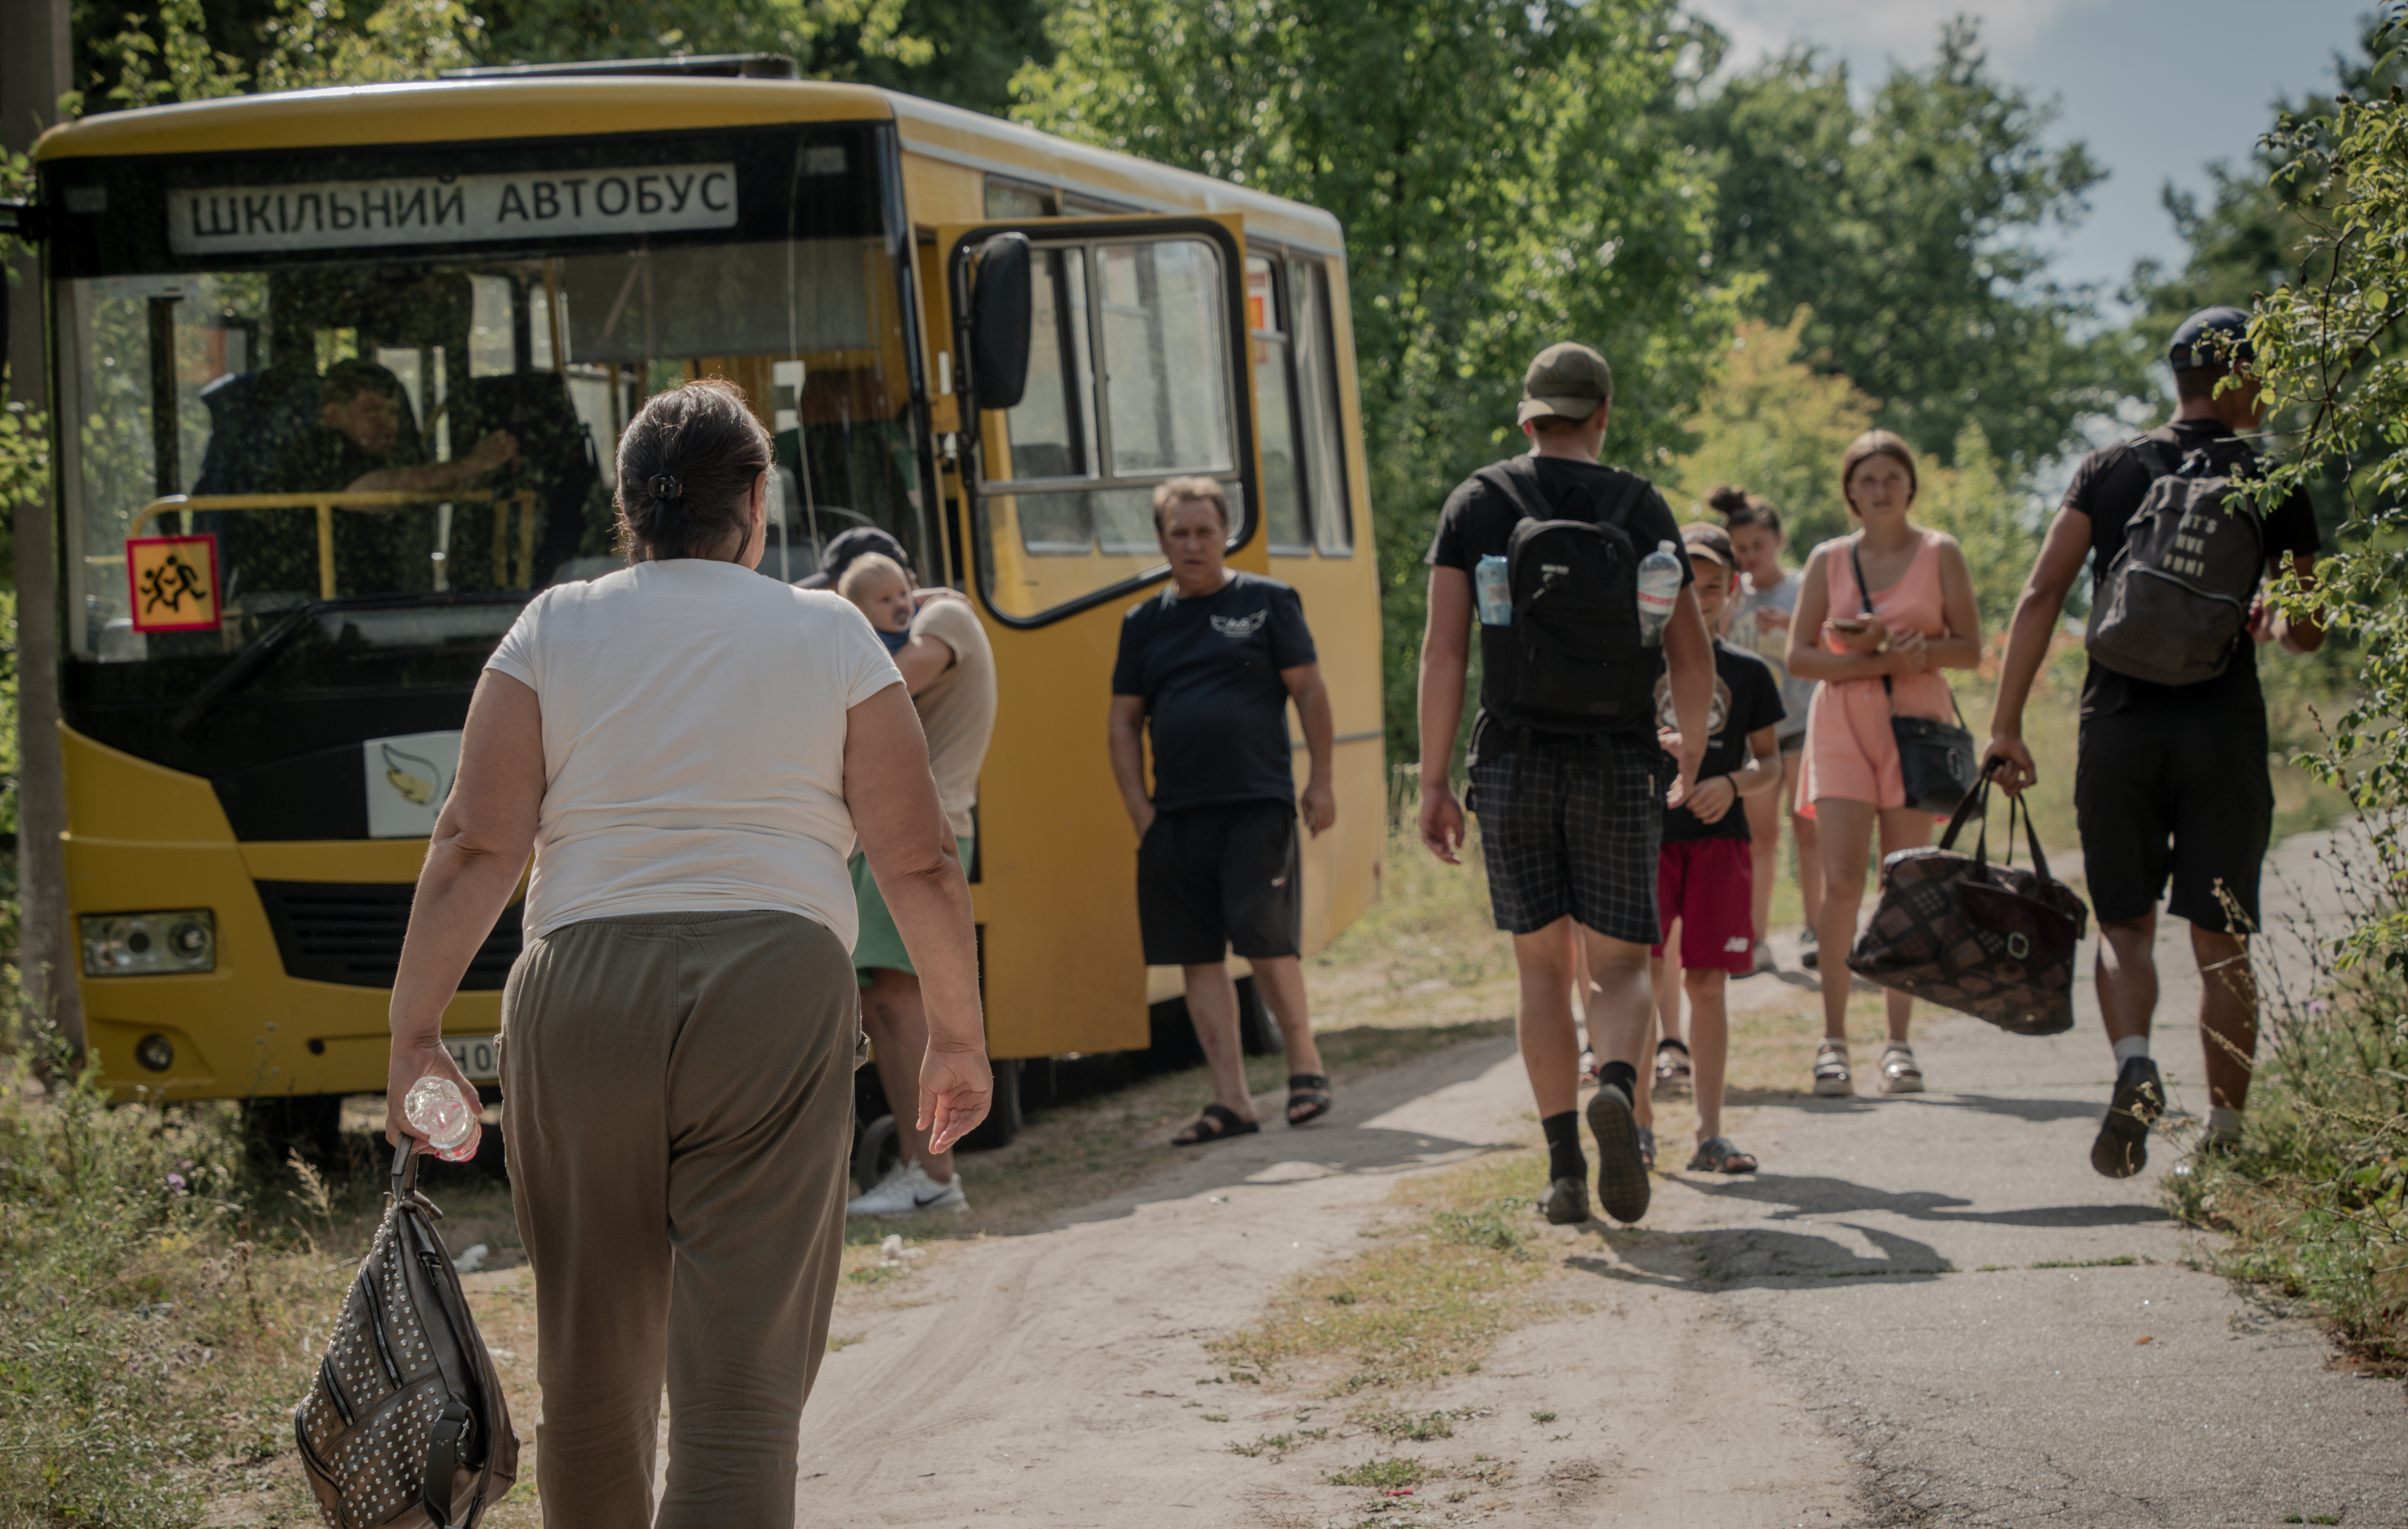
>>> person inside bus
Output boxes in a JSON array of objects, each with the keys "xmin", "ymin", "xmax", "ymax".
[
  {"xmin": 1108, "ymin": 476, "xmax": 1339, "ymax": 1144},
  {"xmin": 383, "ymin": 378, "xmax": 988, "ymax": 1527},
  {"xmin": 835, "ymin": 550, "xmax": 1001, "ymax": 1217},
  {"xmin": 228, "ymin": 358, "xmax": 520, "ymax": 600}
]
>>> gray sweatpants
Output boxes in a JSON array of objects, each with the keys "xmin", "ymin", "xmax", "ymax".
[{"xmin": 500, "ymin": 909, "xmax": 859, "ymax": 1529}]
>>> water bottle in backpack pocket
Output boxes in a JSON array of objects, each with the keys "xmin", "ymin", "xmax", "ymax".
[{"xmin": 2084, "ymin": 437, "xmax": 2267, "ymax": 688}]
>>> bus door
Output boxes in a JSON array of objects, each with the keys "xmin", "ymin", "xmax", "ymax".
[{"xmin": 927, "ymin": 216, "xmax": 1256, "ymax": 1060}]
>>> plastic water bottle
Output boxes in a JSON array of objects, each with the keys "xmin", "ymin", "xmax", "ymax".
[
  {"xmin": 1474, "ymin": 554, "xmax": 1512, "ymax": 626},
  {"xmin": 1635, "ymin": 539, "xmax": 1683, "ymax": 648},
  {"xmin": 404, "ymin": 1076, "xmax": 481, "ymax": 1162}
]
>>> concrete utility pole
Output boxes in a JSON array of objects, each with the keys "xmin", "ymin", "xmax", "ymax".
[{"xmin": 3, "ymin": 0, "xmax": 83, "ymax": 1055}]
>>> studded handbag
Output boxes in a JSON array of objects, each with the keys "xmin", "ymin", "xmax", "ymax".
[
  {"xmin": 295, "ymin": 1141, "xmax": 519, "ymax": 1529},
  {"xmin": 1846, "ymin": 771, "xmax": 2090, "ymax": 1037}
]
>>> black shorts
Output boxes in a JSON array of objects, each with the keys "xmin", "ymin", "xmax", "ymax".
[
  {"xmin": 1468, "ymin": 733, "xmax": 1668, "ymax": 942},
  {"xmin": 1138, "ymin": 800, "xmax": 1302, "ymax": 966},
  {"xmin": 2075, "ymin": 707, "xmax": 2272, "ymax": 932}
]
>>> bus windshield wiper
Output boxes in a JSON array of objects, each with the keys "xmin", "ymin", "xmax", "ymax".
[{"xmin": 170, "ymin": 592, "xmax": 525, "ymax": 735}]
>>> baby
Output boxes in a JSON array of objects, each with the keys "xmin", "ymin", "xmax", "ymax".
[{"xmin": 838, "ymin": 552, "xmax": 915, "ymax": 654}]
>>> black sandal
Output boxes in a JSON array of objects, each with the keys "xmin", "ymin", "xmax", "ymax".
[
  {"xmin": 1171, "ymin": 1102, "xmax": 1261, "ymax": 1146},
  {"xmin": 1285, "ymin": 1073, "xmax": 1333, "ymax": 1127}
]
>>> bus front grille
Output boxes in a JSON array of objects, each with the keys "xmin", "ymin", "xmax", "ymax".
[{"xmin": 253, "ymin": 881, "xmax": 523, "ymax": 990}]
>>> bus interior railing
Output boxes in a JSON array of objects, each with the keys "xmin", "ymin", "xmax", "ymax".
[{"xmin": 101, "ymin": 491, "xmax": 544, "ymax": 601}]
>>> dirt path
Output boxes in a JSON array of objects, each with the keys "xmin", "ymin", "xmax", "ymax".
[
  {"xmin": 460, "ymin": 827, "xmax": 2408, "ymax": 1526},
  {"xmin": 797, "ymin": 1036, "xmax": 1851, "ymax": 1527}
]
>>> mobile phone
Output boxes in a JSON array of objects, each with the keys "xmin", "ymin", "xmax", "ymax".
[{"xmin": 1827, "ymin": 616, "xmax": 1869, "ymax": 635}]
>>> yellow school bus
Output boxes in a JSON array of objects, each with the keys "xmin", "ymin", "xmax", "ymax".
[{"xmin": 30, "ymin": 57, "xmax": 1386, "ymax": 1140}]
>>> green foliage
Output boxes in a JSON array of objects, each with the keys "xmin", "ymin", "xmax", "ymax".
[
  {"xmin": 1685, "ymin": 19, "xmax": 2142, "ymax": 472},
  {"xmin": 1656, "ymin": 310, "xmax": 1876, "ymax": 550},
  {"xmin": 2163, "ymin": 835, "xmax": 2408, "ymax": 1364},
  {"xmin": 1659, "ymin": 312, "xmax": 2033, "ymax": 633},
  {"xmin": 1014, "ymin": 0, "xmax": 1737, "ymax": 764},
  {"xmin": 0, "ymin": 1051, "xmax": 293, "ymax": 1527},
  {"xmin": 2241, "ymin": 34, "xmax": 2408, "ymax": 966},
  {"xmin": 2126, "ymin": 17, "xmax": 2407, "ymax": 341},
  {"xmin": 72, "ymin": 0, "xmax": 1044, "ymax": 115}
]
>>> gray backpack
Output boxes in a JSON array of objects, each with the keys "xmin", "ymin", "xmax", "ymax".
[{"xmin": 2084, "ymin": 437, "xmax": 2266, "ymax": 688}]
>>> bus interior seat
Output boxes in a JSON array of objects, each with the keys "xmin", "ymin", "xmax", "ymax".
[
  {"xmin": 460, "ymin": 371, "xmax": 602, "ymax": 588},
  {"xmin": 191, "ymin": 369, "xmax": 329, "ymax": 498}
]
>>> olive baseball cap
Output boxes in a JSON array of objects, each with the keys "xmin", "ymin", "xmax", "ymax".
[
  {"xmin": 1681, "ymin": 522, "xmax": 1733, "ymax": 569},
  {"xmin": 2169, "ymin": 306, "xmax": 2253, "ymax": 372},
  {"xmin": 1517, "ymin": 342, "xmax": 1615, "ymax": 425}
]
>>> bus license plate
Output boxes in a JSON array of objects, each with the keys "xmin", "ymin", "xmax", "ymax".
[{"xmin": 444, "ymin": 1034, "xmax": 500, "ymax": 1082}]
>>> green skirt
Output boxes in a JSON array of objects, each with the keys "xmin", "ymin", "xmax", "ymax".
[{"xmin": 850, "ymin": 835, "xmax": 973, "ymax": 980}]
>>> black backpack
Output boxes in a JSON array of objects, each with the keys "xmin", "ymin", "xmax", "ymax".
[
  {"xmin": 2084, "ymin": 434, "xmax": 2267, "ymax": 689},
  {"xmin": 296, "ymin": 1143, "xmax": 519, "ymax": 1529},
  {"xmin": 1473, "ymin": 455, "xmax": 1661, "ymax": 734}
]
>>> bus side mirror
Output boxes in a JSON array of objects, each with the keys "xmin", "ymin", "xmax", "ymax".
[{"xmin": 967, "ymin": 233, "xmax": 1032, "ymax": 413}]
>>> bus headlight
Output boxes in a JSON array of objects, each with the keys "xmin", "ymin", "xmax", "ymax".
[{"xmin": 80, "ymin": 911, "xmax": 216, "ymax": 976}]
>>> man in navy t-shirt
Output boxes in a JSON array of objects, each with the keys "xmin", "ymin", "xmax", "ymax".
[{"xmin": 1109, "ymin": 476, "xmax": 1338, "ymax": 1146}]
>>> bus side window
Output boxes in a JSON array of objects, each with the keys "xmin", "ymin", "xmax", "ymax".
[
  {"xmin": 1248, "ymin": 254, "xmax": 1309, "ymax": 554},
  {"xmin": 1289, "ymin": 257, "xmax": 1353, "ymax": 554},
  {"xmin": 977, "ymin": 235, "xmax": 1247, "ymax": 621}
]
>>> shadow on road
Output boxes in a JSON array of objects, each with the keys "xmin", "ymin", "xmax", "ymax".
[{"xmin": 1041, "ymin": 1035, "xmax": 1528, "ymax": 1233}]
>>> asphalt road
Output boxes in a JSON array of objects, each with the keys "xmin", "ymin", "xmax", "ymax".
[{"xmin": 1653, "ymin": 826, "xmax": 2408, "ymax": 1525}]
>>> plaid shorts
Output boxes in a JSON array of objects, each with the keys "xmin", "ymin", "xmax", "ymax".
[{"xmin": 1468, "ymin": 733, "xmax": 1669, "ymax": 942}]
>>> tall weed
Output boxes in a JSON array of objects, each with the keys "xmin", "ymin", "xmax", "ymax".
[
  {"xmin": 0, "ymin": 1037, "xmax": 348, "ymax": 1526},
  {"xmin": 2164, "ymin": 826, "xmax": 2408, "ymax": 1365}
]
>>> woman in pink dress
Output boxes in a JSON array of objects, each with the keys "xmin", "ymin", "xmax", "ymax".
[{"xmin": 1785, "ymin": 431, "xmax": 1983, "ymax": 1097}]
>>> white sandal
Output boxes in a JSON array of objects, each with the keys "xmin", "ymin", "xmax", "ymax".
[
  {"xmin": 1812, "ymin": 1041, "xmax": 1852, "ymax": 1097},
  {"xmin": 1879, "ymin": 1044, "xmax": 1925, "ymax": 1095}
]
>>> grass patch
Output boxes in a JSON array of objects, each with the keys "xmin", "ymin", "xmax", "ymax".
[
  {"xmin": 1355, "ymin": 1407, "xmax": 1459, "ymax": 1442},
  {"xmin": 1230, "ymin": 1432, "xmax": 1299, "ymax": 1459},
  {"xmin": 1323, "ymin": 1456, "xmax": 1432, "ymax": 1489},
  {"xmin": 1210, "ymin": 1151, "xmax": 1555, "ymax": 1394},
  {"xmin": 0, "ymin": 1047, "xmax": 534, "ymax": 1529}
]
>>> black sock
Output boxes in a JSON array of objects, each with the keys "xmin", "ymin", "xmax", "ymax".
[
  {"xmin": 1597, "ymin": 1060, "xmax": 1639, "ymax": 1101},
  {"xmin": 1542, "ymin": 1111, "xmax": 1587, "ymax": 1183}
]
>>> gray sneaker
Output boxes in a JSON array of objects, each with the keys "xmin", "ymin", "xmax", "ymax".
[
  {"xmin": 1585, "ymin": 1082, "xmax": 1652, "ymax": 1224},
  {"xmin": 1536, "ymin": 1176, "xmax": 1590, "ymax": 1225},
  {"xmin": 846, "ymin": 1160, "xmax": 969, "ymax": 1217}
]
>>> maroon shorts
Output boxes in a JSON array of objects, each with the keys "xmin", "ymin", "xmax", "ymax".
[{"xmin": 1650, "ymin": 837, "xmax": 1756, "ymax": 972}]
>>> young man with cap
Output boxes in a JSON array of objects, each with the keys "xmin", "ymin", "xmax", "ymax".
[
  {"xmin": 1417, "ymin": 342, "xmax": 1714, "ymax": 1226},
  {"xmin": 1984, "ymin": 306, "xmax": 2324, "ymax": 1176}
]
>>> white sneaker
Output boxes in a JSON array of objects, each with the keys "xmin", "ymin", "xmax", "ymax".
[{"xmin": 845, "ymin": 1160, "xmax": 969, "ymax": 1217}]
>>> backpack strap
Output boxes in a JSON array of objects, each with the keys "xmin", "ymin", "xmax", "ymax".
[
  {"xmin": 2124, "ymin": 437, "xmax": 2176, "ymax": 480},
  {"xmin": 1477, "ymin": 455, "xmax": 1652, "ymax": 529}
]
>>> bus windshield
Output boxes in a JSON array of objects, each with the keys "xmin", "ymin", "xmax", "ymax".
[{"xmin": 46, "ymin": 123, "xmax": 923, "ymax": 767}]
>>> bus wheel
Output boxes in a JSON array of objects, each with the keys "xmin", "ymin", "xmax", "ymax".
[
  {"xmin": 957, "ymin": 1059, "xmax": 1021, "ymax": 1153},
  {"xmin": 241, "ymin": 1093, "xmax": 344, "ymax": 1170},
  {"xmin": 853, "ymin": 1113, "xmax": 900, "ymax": 1194}
]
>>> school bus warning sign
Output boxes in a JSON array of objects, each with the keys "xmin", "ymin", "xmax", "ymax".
[{"xmin": 126, "ymin": 534, "xmax": 221, "ymax": 633}]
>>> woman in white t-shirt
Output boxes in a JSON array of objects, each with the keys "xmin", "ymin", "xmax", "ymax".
[
  {"xmin": 381, "ymin": 379, "xmax": 988, "ymax": 1527},
  {"xmin": 1713, "ymin": 485, "xmax": 1820, "ymax": 972}
]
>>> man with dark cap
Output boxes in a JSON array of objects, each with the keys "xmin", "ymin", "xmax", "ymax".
[
  {"xmin": 1416, "ymin": 341, "xmax": 1714, "ymax": 1227},
  {"xmin": 1984, "ymin": 305, "xmax": 2325, "ymax": 1176}
]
